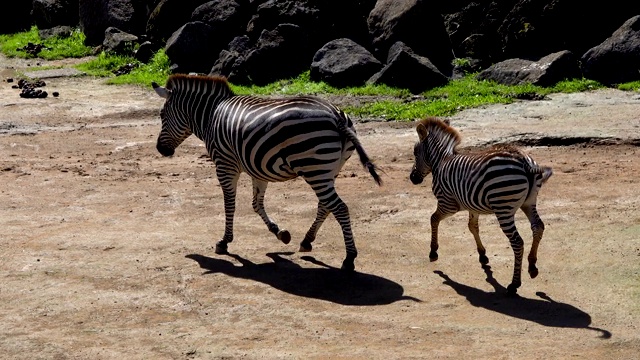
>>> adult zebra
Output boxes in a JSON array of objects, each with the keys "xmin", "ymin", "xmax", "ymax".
[
  {"xmin": 152, "ymin": 74, "xmax": 381, "ymax": 271},
  {"xmin": 409, "ymin": 117, "xmax": 552, "ymax": 295}
]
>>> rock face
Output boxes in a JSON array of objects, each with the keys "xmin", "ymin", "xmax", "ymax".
[
  {"xmin": 5, "ymin": 0, "xmax": 640, "ymax": 90},
  {"xmin": 581, "ymin": 15, "xmax": 640, "ymax": 85},
  {"xmin": 477, "ymin": 51, "xmax": 581, "ymax": 87}
]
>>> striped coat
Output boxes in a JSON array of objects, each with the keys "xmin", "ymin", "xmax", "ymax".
[{"xmin": 153, "ymin": 74, "xmax": 381, "ymax": 271}]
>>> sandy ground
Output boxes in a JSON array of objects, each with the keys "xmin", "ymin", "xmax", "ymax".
[{"xmin": 1, "ymin": 59, "xmax": 639, "ymax": 359}]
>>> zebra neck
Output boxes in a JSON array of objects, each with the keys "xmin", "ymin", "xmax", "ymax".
[
  {"xmin": 185, "ymin": 91, "xmax": 231, "ymax": 141},
  {"xmin": 428, "ymin": 136, "xmax": 457, "ymax": 170}
]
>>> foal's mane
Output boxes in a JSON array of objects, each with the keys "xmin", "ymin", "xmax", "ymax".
[
  {"xmin": 418, "ymin": 116, "xmax": 462, "ymax": 150},
  {"xmin": 165, "ymin": 73, "xmax": 233, "ymax": 92}
]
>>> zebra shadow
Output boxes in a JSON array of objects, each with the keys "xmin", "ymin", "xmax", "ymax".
[
  {"xmin": 186, "ymin": 252, "xmax": 421, "ymax": 306},
  {"xmin": 434, "ymin": 266, "xmax": 612, "ymax": 339}
]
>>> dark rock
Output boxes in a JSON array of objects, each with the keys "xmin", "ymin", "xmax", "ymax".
[
  {"xmin": 102, "ymin": 27, "xmax": 139, "ymax": 54},
  {"xmin": 368, "ymin": 0, "xmax": 454, "ymax": 75},
  {"xmin": 581, "ymin": 15, "xmax": 640, "ymax": 85},
  {"xmin": 32, "ymin": 0, "xmax": 79, "ymax": 29},
  {"xmin": 243, "ymin": 24, "xmax": 311, "ymax": 85},
  {"xmin": 146, "ymin": 0, "xmax": 211, "ymax": 42},
  {"xmin": 165, "ymin": 21, "xmax": 218, "ymax": 74},
  {"xmin": 476, "ymin": 50, "xmax": 581, "ymax": 87},
  {"xmin": 38, "ymin": 26, "xmax": 75, "ymax": 40},
  {"xmin": 368, "ymin": 41, "xmax": 449, "ymax": 94},
  {"xmin": 310, "ymin": 38, "xmax": 383, "ymax": 88}
]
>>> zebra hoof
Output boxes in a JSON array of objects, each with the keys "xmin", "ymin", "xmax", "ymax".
[
  {"xmin": 506, "ymin": 283, "xmax": 520, "ymax": 296},
  {"xmin": 528, "ymin": 265, "xmax": 539, "ymax": 279},
  {"xmin": 429, "ymin": 251, "xmax": 438, "ymax": 262},
  {"xmin": 479, "ymin": 254, "xmax": 489, "ymax": 265},
  {"xmin": 341, "ymin": 259, "xmax": 355, "ymax": 272},
  {"xmin": 298, "ymin": 240, "xmax": 312, "ymax": 252},
  {"xmin": 214, "ymin": 241, "xmax": 228, "ymax": 255},
  {"xmin": 277, "ymin": 230, "xmax": 291, "ymax": 244}
]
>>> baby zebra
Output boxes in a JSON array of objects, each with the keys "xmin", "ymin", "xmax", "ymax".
[
  {"xmin": 409, "ymin": 117, "xmax": 552, "ymax": 295},
  {"xmin": 152, "ymin": 74, "xmax": 381, "ymax": 271}
]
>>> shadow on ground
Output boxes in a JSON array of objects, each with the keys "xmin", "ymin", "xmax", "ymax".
[
  {"xmin": 186, "ymin": 252, "xmax": 421, "ymax": 306},
  {"xmin": 434, "ymin": 265, "xmax": 612, "ymax": 339}
]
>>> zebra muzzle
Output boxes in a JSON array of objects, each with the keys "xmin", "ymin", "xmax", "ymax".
[
  {"xmin": 156, "ymin": 143, "xmax": 175, "ymax": 157},
  {"xmin": 409, "ymin": 169, "xmax": 424, "ymax": 185}
]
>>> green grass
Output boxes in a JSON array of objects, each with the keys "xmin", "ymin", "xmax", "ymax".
[
  {"xmin": 0, "ymin": 26, "xmax": 92, "ymax": 59},
  {"xmin": 1, "ymin": 26, "xmax": 635, "ymax": 121}
]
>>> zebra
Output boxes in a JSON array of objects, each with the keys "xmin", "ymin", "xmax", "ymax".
[
  {"xmin": 152, "ymin": 74, "xmax": 381, "ymax": 271},
  {"xmin": 409, "ymin": 117, "xmax": 552, "ymax": 295}
]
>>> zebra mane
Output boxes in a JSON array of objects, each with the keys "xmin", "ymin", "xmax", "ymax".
[
  {"xmin": 418, "ymin": 117, "xmax": 462, "ymax": 151},
  {"xmin": 165, "ymin": 73, "xmax": 234, "ymax": 93}
]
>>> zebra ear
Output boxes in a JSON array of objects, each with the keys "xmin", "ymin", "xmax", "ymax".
[
  {"xmin": 443, "ymin": 119, "xmax": 451, "ymax": 126},
  {"xmin": 152, "ymin": 82, "xmax": 171, "ymax": 99},
  {"xmin": 416, "ymin": 123, "xmax": 429, "ymax": 141}
]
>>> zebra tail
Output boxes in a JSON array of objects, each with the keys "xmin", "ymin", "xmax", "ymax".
[
  {"xmin": 527, "ymin": 164, "xmax": 553, "ymax": 184},
  {"xmin": 340, "ymin": 125, "xmax": 383, "ymax": 186}
]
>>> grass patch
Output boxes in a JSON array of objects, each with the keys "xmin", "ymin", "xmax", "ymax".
[
  {"xmin": 0, "ymin": 26, "xmax": 625, "ymax": 121},
  {"xmin": 0, "ymin": 26, "xmax": 92, "ymax": 59},
  {"xmin": 617, "ymin": 81, "xmax": 640, "ymax": 91}
]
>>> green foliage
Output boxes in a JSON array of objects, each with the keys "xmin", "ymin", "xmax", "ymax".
[
  {"xmin": 0, "ymin": 26, "xmax": 92, "ymax": 59},
  {"xmin": 75, "ymin": 52, "xmax": 135, "ymax": 77},
  {"xmin": 105, "ymin": 51, "xmax": 171, "ymax": 86},
  {"xmin": 617, "ymin": 81, "xmax": 640, "ymax": 91}
]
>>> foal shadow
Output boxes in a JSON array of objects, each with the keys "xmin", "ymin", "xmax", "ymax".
[
  {"xmin": 186, "ymin": 252, "xmax": 421, "ymax": 306},
  {"xmin": 434, "ymin": 266, "xmax": 612, "ymax": 339}
]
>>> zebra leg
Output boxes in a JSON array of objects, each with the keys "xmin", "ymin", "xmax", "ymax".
[
  {"xmin": 495, "ymin": 211, "xmax": 524, "ymax": 295},
  {"xmin": 521, "ymin": 204, "xmax": 545, "ymax": 279},
  {"xmin": 305, "ymin": 178, "xmax": 357, "ymax": 271},
  {"xmin": 215, "ymin": 170, "xmax": 240, "ymax": 255},
  {"xmin": 251, "ymin": 178, "xmax": 291, "ymax": 244},
  {"xmin": 430, "ymin": 206, "xmax": 454, "ymax": 262},
  {"xmin": 468, "ymin": 212, "xmax": 489, "ymax": 265},
  {"xmin": 299, "ymin": 202, "xmax": 330, "ymax": 252}
]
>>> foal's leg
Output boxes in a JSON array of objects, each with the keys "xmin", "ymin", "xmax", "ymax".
[
  {"xmin": 252, "ymin": 178, "xmax": 290, "ymax": 244},
  {"xmin": 521, "ymin": 203, "xmax": 544, "ymax": 279},
  {"xmin": 495, "ymin": 210, "xmax": 525, "ymax": 295},
  {"xmin": 468, "ymin": 212, "xmax": 489, "ymax": 265},
  {"xmin": 215, "ymin": 170, "xmax": 240, "ymax": 254},
  {"xmin": 429, "ymin": 204, "xmax": 456, "ymax": 262},
  {"xmin": 299, "ymin": 202, "xmax": 330, "ymax": 252}
]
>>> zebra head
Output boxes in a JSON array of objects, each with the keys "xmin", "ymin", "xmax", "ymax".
[
  {"xmin": 152, "ymin": 81, "xmax": 193, "ymax": 157},
  {"xmin": 410, "ymin": 123, "xmax": 432, "ymax": 185}
]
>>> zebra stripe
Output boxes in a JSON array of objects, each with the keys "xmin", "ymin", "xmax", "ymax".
[
  {"xmin": 152, "ymin": 74, "xmax": 381, "ymax": 271},
  {"xmin": 410, "ymin": 117, "xmax": 552, "ymax": 295}
]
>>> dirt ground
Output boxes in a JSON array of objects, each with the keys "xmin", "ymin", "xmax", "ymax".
[{"xmin": 1, "ymin": 57, "xmax": 639, "ymax": 359}]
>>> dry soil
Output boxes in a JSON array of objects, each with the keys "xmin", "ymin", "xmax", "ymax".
[{"xmin": 1, "ymin": 57, "xmax": 639, "ymax": 359}]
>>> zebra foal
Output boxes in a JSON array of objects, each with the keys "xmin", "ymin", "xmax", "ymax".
[
  {"xmin": 152, "ymin": 74, "xmax": 381, "ymax": 271},
  {"xmin": 409, "ymin": 117, "xmax": 552, "ymax": 294}
]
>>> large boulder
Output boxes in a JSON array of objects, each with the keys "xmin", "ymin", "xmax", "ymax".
[
  {"xmin": 581, "ymin": 15, "xmax": 640, "ymax": 85},
  {"xmin": 246, "ymin": 0, "xmax": 376, "ymax": 51},
  {"xmin": 368, "ymin": 41, "xmax": 449, "ymax": 94},
  {"xmin": 367, "ymin": 0, "xmax": 454, "ymax": 75},
  {"xmin": 444, "ymin": 1, "xmax": 510, "ymax": 66},
  {"xmin": 165, "ymin": 21, "xmax": 218, "ymax": 74},
  {"xmin": 189, "ymin": 0, "xmax": 251, "ymax": 65},
  {"xmin": 32, "ymin": 0, "xmax": 79, "ymax": 29},
  {"xmin": 209, "ymin": 35, "xmax": 252, "ymax": 84},
  {"xmin": 476, "ymin": 50, "xmax": 581, "ymax": 86},
  {"xmin": 146, "ymin": 0, "xmax": 210, "ymax": 42},
  {"xmin": 498, "ymin": 1, "xmax": 640, "ymax": 61},
  {"xmin": 102, "ymin": 27, "xmax": 139, "ymax": 54},
  {"xmin": 310, "ymin": 38, "xmax": 383, "ymax": 88},
  {"xmin": 79, "ymin": 0, "xmax": 155, "ymax": 46},
  {"xmin": 243, "ymin": 24, "xmax": 311, "ymax": 85}
]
